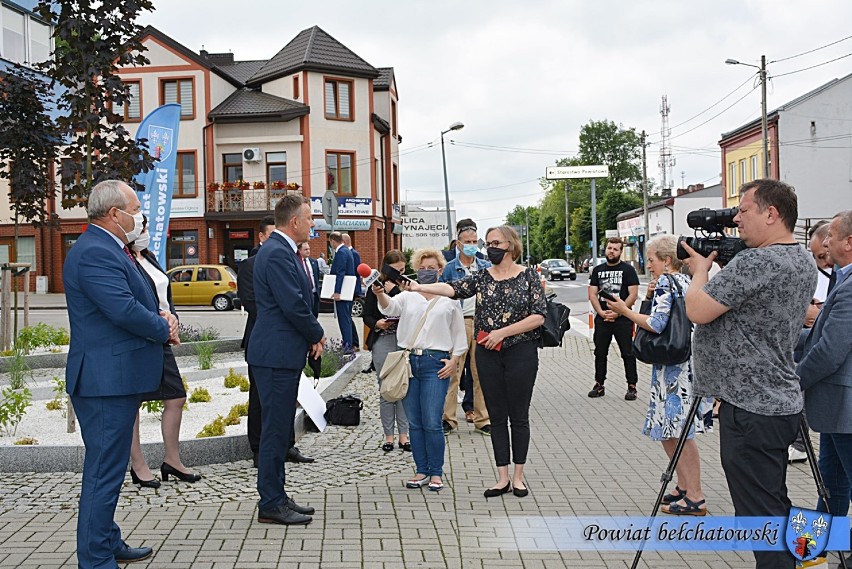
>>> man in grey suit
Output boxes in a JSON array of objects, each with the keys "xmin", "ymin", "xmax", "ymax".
[{"xmin": 796, "ymin": 209, "xmax": 852, "ymax": 569}]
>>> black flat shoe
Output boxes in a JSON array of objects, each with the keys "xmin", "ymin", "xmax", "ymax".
[
  {"xmin": 257, "ymin": 504, "xmax": 312, "ymax": 525},
  {"xmin": 382, "ymin": 442, "xmax": 394, "ymax": 452},
  {"xmin": 513, "ymin": 485, "xmax": 529, "ymax": 498},
  {"xmin": 161, "ymin": 462, "xmax": 201, "ymax": 483},
  {"xmin": 399, "ymin": 441, "xmax": 412, "ymax": 452},
  {"xmin": 484, "ymin": 481, "xmax": 512, "ymax": 498},
  {"xmin": 130, "ymin": 467, "xmax": 161, "ymax": 489},
  {"xmin": 286, "ymin": 447, "xmax": 315, "ymax": 463}
]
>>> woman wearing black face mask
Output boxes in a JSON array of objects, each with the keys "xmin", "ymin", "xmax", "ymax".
[
  {"xmin": 374, "ymin": 248, "xmax": 467, "ymax": 492},
  {"xmin": 403, "ymin": 226, "xmax": 546, "ymax": 498}
]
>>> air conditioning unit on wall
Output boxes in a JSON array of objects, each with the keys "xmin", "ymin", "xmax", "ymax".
[{"xmin": 242, "ymin": 148, "xmax": 261, "ymax": 162}]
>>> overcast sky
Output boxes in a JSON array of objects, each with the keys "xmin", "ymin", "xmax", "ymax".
[{"xmin": 144, "ymin": 0, "xmax": 852, "ymax": 228}]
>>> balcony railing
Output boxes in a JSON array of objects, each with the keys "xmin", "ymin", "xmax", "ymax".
[{"xmin": 206, "ymin": 182, "xmax": 302, "ymax": 213}]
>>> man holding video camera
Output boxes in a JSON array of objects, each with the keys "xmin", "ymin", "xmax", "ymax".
[{"xmin": 682, "ymin": 179, "xmax": 817, "ymax": 569}]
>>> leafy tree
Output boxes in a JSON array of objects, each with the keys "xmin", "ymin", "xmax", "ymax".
[
  {"xmin": 577, "ymin": 119, "xmax": 643, "ymax": 192},
  {"xmin": 35, "ymin": 0, "xmax": 155, "ymax": 206},
  {"xmin": 0, "ymin": 64, "xmax": 58, "ymax": 227}
]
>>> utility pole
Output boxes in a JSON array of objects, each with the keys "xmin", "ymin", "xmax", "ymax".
[
  {"xmin": 759, "ymin": 55, "xmax": 770, "ymax": 178},
  {"xmin": 524, "ymin": 206, "xmax": 531, "ymax": 264},
  {"xmin": 641, "ymin": 130, "xmax": 650, "ymax": 277},
  {"xmin": 564, "ymin": 182, "xmax": 570, "ymax": 261}
]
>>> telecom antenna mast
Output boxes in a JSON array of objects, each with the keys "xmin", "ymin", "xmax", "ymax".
[{"xmin": 658, "ymin": 95, "xmax": 675, "ymax": 195}]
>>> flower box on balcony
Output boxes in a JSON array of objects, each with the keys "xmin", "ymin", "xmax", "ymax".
[{"xmin": 253, "ymin": 181, "xmax": 266, "ymax": 189}]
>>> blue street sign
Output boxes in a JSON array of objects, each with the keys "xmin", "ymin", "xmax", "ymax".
[{"xmin": 564, "ymin": 245, "xmax": 573, "ymax": 252}]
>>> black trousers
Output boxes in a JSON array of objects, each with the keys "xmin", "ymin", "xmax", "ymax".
[
  {"xmin": 247, "ymin": 360, "xmax": 295, "ymax": 454},
  {"xmin": 475, "ymin": 340, "xmax": 538, "ymax": 466},
  {"xmin": 593, "ymin": 316, "xmax": 637, "ymax": 385},
  {"xmin": 719, "ymin": 401, "xmax": 800, "ymax": 569}
]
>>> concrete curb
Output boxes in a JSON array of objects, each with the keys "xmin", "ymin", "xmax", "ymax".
[
  {"xmin": 0, "ymin": 353, "xmax": 366, "ymax": 473},
  {"xmin": 0, "ymin": 338, "xmax": 244, "ymax": 374}
]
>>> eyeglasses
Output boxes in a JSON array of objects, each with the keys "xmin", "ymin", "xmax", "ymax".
[{"xmin": 484, "ymin": 240, "xmax": 508, "ymax": 248}]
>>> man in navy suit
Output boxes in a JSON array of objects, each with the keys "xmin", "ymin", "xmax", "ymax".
[
  {"xmin": 298, "ymin": 241, "xmax": 321, "ymax": 316},
  {"xmin": 797, "ymin": 210, "xmax": 852, "ymax": 569},
  {"xmin": 248, "ymin": 194, "xmax": 325, "ymax": 525},
  {"xmin": 328, "ymin": 231, "xmax": 355, "ymax": 351},
  {"xmin": 64, "ymin": 180, "xmax": 178, "ymax": 568},
  {"xmin": 341, "ymin": 233, "xmax": 363, "ymax": 298}
]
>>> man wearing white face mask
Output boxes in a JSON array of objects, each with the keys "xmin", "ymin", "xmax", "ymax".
[
  {"xmin": 440, "ymin": 223, "xmax": 492, "ymax": 435},
  {"xmin": 63, "ymin": 180, "xmax": 179, "ymax": 568}
]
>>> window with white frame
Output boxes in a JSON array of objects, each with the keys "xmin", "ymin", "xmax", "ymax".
[
  {"xmin": 751, "ymin": 155, "xmax": 759, "ymax": 180},
  {"xmin": 728, "ymin": 163, "xmax": 736, "ymax": 196},
  {"xmin": 1, "ymin": 5, "xmax": 25, "ymax": 63},
  {"xmin": 739, "ymin": 159, "xmax": 746, "ymax": 186},
  {"xmin": 0, "ymin": 5, "xmax": 51, "ymax": 65}
]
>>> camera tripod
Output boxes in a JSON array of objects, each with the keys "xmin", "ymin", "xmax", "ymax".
[{"xmin": 630, "ymin": 399, "xmax": 848, "ymax": 569}]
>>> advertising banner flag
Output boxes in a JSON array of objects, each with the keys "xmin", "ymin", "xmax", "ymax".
[{"xmin": 132, "ymin": 103, "xmax": 181, "ymax": 269}]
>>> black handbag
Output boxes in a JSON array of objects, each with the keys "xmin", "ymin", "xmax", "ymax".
[
  {"xmin": 631, "ymin": 275, "xmax": 691, "ymax": 365},
  {"xmin": 324, "ymin": 395, "xmax": 363, "ymax": 426},
  {"xmin": 540, "ymin": 294, "xmax": 571, "ymax": 347}
]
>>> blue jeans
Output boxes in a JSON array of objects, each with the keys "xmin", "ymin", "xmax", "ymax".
[
  {"xmin": 402, "ymin": 351, "xmax": 450, "ymax": 478},
  {"xmin": 817, "ymin": 432, "xmax": 852, "ymax": 548}
]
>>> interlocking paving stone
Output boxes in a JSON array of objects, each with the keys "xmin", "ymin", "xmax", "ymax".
[{"xmin": 0, "ymin": 336, "xmax": 838, "ymax": 568}]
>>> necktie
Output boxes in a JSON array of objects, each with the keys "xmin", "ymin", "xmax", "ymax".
[
  {"xmin": 827, "ymin": 270, "xmax": 837, "ymax": 295},
  {"xmin": 123, "ymin": 245, "xmax": 139, "ymax": 266},
  {"xmin": 303, "ymin": 257, "xmax": 314, "ymax": 291}
]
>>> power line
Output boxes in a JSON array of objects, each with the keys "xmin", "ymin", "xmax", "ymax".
[
  {"xmin": 450, "ymin": 140, "xmax": 579, "ymax": 156},
  {"xmin": 667, "ymin": 85, "xmax": 759, "ymax": 142},
  {"xmin": 773, "ymin": 52, "xmax": 852, "ymax": 78},
  {"xmin": 771, "ymin": 35, "xmax": 852, "ymax": 63}
]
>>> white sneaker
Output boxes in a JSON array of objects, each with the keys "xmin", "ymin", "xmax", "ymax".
[
  {"xmin": 788, "ymin": 445, "xmax": 808, "ymax": 463},
  {"xmin": 457, "ymin": 390, "xmax": 465, "ymax": 403}
]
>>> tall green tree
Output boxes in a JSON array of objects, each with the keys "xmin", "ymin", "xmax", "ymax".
[
  {"xmin": 577, "ymin": 119, "xmax": 643, "ymax": 192},
  {"xmin": 35, "ymin": 0, "xmax": 155, "ymax": 206}
]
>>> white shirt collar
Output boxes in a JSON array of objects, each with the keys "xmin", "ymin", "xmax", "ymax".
[
  {"xmin": 89, "ymin": 223, "xmax": 127, "ymax": 249},
  {"xmin": 273, "ymin": 229, "xmax": 298, "ymax": 253}
]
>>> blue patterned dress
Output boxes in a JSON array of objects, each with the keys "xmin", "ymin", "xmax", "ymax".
[{"xmin": 641, "ymin": 273, "xmax": 714, "ymax": 442}]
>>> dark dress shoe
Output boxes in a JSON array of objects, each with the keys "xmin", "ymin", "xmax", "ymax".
[
  {"xmin": 114, "ymin": 541, "xmax": 153, "ymax": 562},
  {"xmin": 257, "ymin": 504, "xmax": 312, "ymax": 525},
  {"xmin": 161, "ymin": 462, "xmax": 202, "ymax": 483},
  {"xmin": 286, "ymin": 497, "xmax": 315, "ymax": 515},
  {"xmin": 130, "ymin": 468, "xmax": 161, "ymax": 489},
  {"xmin": 286, "ymin": 447, "xmax": 315, "ymax": 463}
]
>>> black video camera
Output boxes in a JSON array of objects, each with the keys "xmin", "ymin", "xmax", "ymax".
[{"xmin": 676, "ymin": 207, "xmax": 747, "ymax": 265}]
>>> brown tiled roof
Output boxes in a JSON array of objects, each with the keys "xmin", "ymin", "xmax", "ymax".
[
  {"xmin": 248, "ymin": 26, "xmax": 378, "ymax": 85},
  {"xmin": 208, "ymin": 88, "xmax": 308, "ymax": 122}
]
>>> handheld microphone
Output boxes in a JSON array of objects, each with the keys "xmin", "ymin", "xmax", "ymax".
[{"xmin": 357, "ymin": 263, "xmax": 382, "ymax": 288}]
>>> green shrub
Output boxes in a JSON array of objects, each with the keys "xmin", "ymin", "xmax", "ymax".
[
  {"xmin": 223, "ymin": 413, "xmax": 241, "ymax": 426},
  {"xmin": 196, "ymin": 415, "xmax": 226, "ymax": 438},
  {"xmin": 45, "ymin": 399, "xmax": 63, "ymax": 411},
  {"xmin": 195, "ymin": 342, "xmax": 214, "ymax": 370},
  {"xmin": 230, "ymin": 401, "xmax": 249, "ymax": 416},
  {"xmin": 7, "ymin": 347, "xmax": 31, "ymax": 390},
  {"xmin": 15, "ymin": 323, "xmax": 69, "ymax": 353},
  {"xmin": 0, "ymin": 387, "xmax": 32, "ymax": 436},
  {"xmin": 14, "ymin": 437, "xmax": 37, "ymax": 445},
  {"xmin": 224, "ymin": 368, "xmax": 248, "ymax": 388},
  {"xmin": 51, "ymin": 376, "xmax": 65, "ymax": 397},
  {"xmin": 188, "ymin": 387, "xmax": 211, "ymax": 403},
  {"xmin": 179, "ymin": 324, "xmax": 221, "ymax": 343},
  {"xmin": 302, "ymin": 338, "xmax": 355, "ymax": 378},
  {"xmin": 141, "ymin": 399, "xmax": 164, "ymax": 420}
]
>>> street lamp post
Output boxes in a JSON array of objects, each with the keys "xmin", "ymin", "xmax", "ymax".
[
  {"xmin": 440, "ymin": 121, "xmax": 464, "ymax": 244},
  {"xmin": 726, "ymin": 56, "xmax": 770, "ymax": 178}
]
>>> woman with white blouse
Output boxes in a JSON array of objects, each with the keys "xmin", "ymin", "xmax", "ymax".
[
  {"xmin": 127, "ymin": 218, "xmax": 201, "ymax": 488},
  {"xmin": 374, "ymin": 248, "xmax": 467, "ymax": 492}
]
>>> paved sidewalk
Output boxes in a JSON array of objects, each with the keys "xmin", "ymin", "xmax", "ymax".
[{"xmin": 0, "ymin": 332, "xmax": 828, "ymax": 568}]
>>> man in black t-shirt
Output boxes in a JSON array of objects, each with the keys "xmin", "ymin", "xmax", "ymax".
[{"xmin": 588, "ymin": 237, "xmax": 640, "ymax": 400}]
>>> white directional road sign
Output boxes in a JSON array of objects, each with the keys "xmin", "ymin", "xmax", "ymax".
[{"xmin": 546, "ymin": 165, "xmax": 609, "ymax": 179}]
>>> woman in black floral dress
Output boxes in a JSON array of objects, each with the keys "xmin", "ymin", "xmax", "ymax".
[{"xmin": 405, "ymin": 225, "xmax": 546, "ymax": 498}]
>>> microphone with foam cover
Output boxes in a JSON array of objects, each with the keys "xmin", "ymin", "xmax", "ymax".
[{"xmin": 357, "ymin": 263, "xmax": 382, "ymax": 288}]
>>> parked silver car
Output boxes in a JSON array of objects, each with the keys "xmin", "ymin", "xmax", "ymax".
[{"xmin": 539, "ymin": 258, "xmax": 577, "ymax": 281}]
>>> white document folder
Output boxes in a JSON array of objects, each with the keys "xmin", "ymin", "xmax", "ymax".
[
  {"xmin": 297, "ymin": 375, "xmax": 327, "ymax": 432},
  {"xmin": 320, "ymin": 274, "xmax": 357, "ymax": 301}
]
